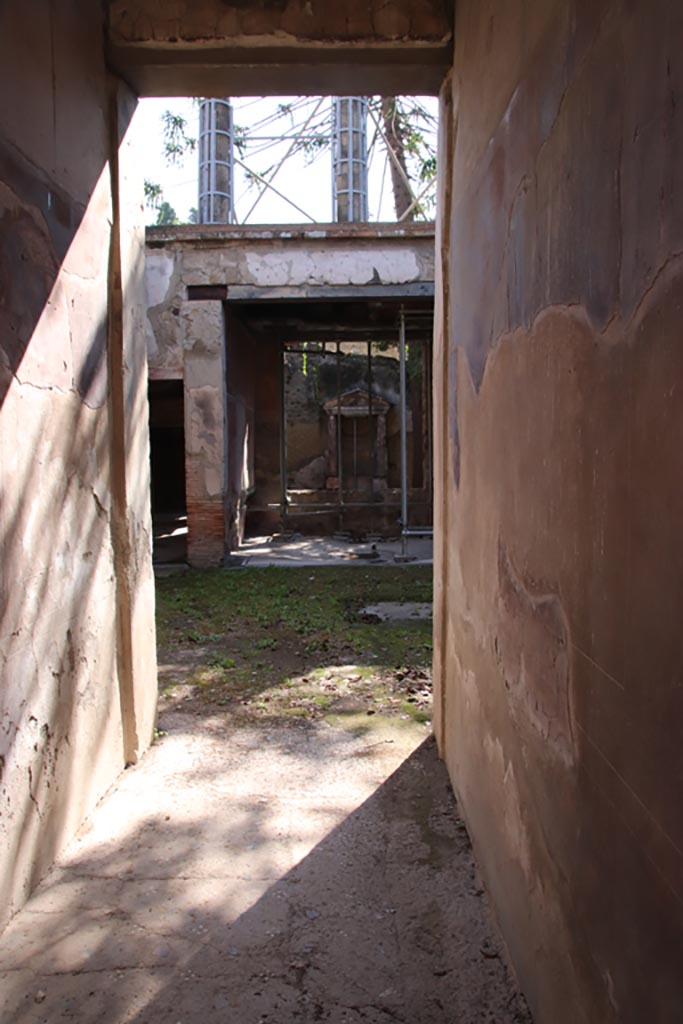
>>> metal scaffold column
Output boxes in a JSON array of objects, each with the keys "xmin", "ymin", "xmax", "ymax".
[
  {"xmin": 198, "ymin": 99, "xmax": 235, "ymax": 224},
  {"xmin": 399, "ymin": 309, "xmax": 409, "ymax": 557},
  {"xmin": 332, "ymin": 97, "xmax": 369, "ymax": 223},
  {"xmin": 279, "ymin": 341, "xmax": 288, "ymax": 522}
]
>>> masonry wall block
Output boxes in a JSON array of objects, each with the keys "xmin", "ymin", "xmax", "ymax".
[
  {"xmin": 183, "ymin": 300, "xmax": 228, "ymax": 568},
  {"xmin": 434, "ymin": 2, "xmax": 683, "ymax": 1021},
  {"xmin": 0, "ymin": 2, "xmax": 156, "ymax": 930}
]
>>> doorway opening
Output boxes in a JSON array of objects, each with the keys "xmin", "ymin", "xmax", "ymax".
[
  {"xmin": 148, "ymin": 379, "xmax": 188, "ymax": 564},
  {"xmin": 140, "ymin": 91, "xmax": 437, "ymax": 567},
  {"xmin": 224, "ymin": 294, "xmax": 433, "ymax": 563}
]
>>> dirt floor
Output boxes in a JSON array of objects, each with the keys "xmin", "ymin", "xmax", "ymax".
[{"xmin": 0, "ymin": 566, "xmax": 531, "ymax": 1023}]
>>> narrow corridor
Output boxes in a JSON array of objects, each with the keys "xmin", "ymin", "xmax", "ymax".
[{"xmin": 0, "ymin": 568, "xmax": 530, "ymax": 1023}]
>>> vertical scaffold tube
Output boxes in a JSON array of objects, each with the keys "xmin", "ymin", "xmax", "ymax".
[
  {"xmin": 332, "ymin": 97, "xmax": 369, "ymax": 222},
  {"xmin": 336, "ymin": 341, "xmax": 344, "ymax": 532},
  {"xmin": 279, "ymin": 343, "xmax": 287, "ymax": 523},
  {"xmin": 399, "ymin": 309, "xmax": 409, "ymax": 557},
  {"xmin": 198, "ymin": 99, "xmax": 235, "ymax": 225}
]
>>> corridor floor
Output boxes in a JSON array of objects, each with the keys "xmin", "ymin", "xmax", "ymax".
[{"xmin": 0, "ymin": 568, "xmax": 531, "ymax": 1024}]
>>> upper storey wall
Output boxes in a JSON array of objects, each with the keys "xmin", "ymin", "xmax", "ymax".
[{"xmin": 145, "ymin": 224, "xmax": 436, "ymax": 376}]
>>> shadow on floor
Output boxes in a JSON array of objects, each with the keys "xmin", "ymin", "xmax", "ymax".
[
  {"xmin": 0, "ymin": 731, "xmax": 531, "ymax": 1023},
  {"xmin": 153, "ymin": 512, "xmax": 188, "ymax": 565}
]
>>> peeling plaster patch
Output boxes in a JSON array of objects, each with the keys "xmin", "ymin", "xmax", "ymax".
[
  {"xmin": 187, "ymin": 386, "xmax": 224, "ymax": 498},
  {"xmin": 483, "ymin": 734, "xmax": 532, "ymax": 881},
  {"xmin": 495, "ymin": 541, "xmax": 576, "ymax": 768},
  {"xmin": 460, "ymin": 665, "xmax": 481, "ymax": 717},
  {"xmin": 604, "ymin": 969, "xmax": 619, "ymax": 1015},
  {"xmin": 145, "ymin": 252, "xmax": 175, "ymax": 307},
  {"xmin": 202, "ymin": 466, "xmax": 223, "ymax": 497}
]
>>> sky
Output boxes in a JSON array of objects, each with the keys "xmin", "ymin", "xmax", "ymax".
[{"xmin": 133, "ymin": 96, "xmax": 438, "ymax": 226}]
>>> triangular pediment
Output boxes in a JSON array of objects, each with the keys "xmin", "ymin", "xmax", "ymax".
[{"xmin": 323, "ymin": 387, "xmax": 390, "ymax": 415}]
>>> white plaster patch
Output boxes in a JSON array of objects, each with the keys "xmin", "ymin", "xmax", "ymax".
[
  {"xmin": 203, "ymin": 466, "xmax": 223, "ymax": 497},
  {"xmin": 145, "ymin": 252, "xmax": 175, "ymax": 307},
  {"xmin": 245, "ymin": 247, "xmax": 420, "ymax": 287},
  {"xmin": 145, "ymin": 316, "xmax": 158, "ymax": 359}
]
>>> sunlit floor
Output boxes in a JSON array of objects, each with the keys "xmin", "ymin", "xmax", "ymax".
[
  {"xmin": 238, "ymin": 533, "xmax": 433, "ymax": 567},
  {"xmin": 0, "ymin": 564, "xmax": 530, "ymax": 1024},
  {"xmin": 152, "ymin": 517, "xmax": 433, "ymax": 569},
  {"xmin": 0, "ymin": 728, "xmax": 530, "ymax": 1022},
  {"xmin": 152, "ymin": 512, "xmax": 188, "ymax": 564}
]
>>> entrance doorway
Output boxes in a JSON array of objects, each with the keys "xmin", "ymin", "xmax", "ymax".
[{"xmin": 148, "ymin": 379, "xmax": 187, "ymax": 563}]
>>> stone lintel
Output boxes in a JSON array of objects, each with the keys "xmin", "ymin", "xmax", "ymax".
[
  {"xmin": 110, "ymin": 49, "xmax": 450, "ymax": 98},
  {"xmin": 107, "ymin": 1, "xmax": 454, "ymax": 96},
  {"xmin": 222, "ymin": 283, "xmax": 436, "ymax": 303},
  {"xmin": 147, "ymin": 222, "xmax": 436, "ymax": 246}
]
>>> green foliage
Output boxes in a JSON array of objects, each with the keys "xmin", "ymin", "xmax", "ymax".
[
  {"xmin": 277, "ymin": 102, "xmax": 294, "ymax": 121},
  {"xmin": 155, "ymin": 566, "xmax": 434, "ymax": 726},
  {"xmin": 244, "ymin": 168, "xmax": 261, "ymax": 191},
  {"xmin": 144, "ymin": 179, "xmax": 163, "ymax": 209},
  {"xmin": 156, "ymin": 565, "xmax": 432, "ymax": 648},
  {"xmin": 371, "ymin": 96, "xmax": 438, "ymax": 218},
  {"xmin": 233, "ymin": 124, "xmax": 248, "ymax": 159},
  {"xmin": 301, "ymin": 133, "xmax": 329, "ymax": 165},
  {"xmin": 156, "ymin": 201, "xmax": 179, "ymax": 225},
  {"xmin": 161, "ymin": 109, "xmax": 196, "ymax": 165},
  {"xmin": 420, "ymin": 155, "xmax": 437, "ymax": 184}
]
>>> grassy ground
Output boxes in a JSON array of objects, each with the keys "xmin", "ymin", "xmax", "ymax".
[{"xmin": 155, "ymin": 565, "xmax": 433, "ymax": 729}]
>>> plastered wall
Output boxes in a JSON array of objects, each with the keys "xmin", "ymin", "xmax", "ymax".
[
  {"xmin": 183, "ymin": 300, "xmax": 228, "ymax": 567},
  {"xmin": 434, "ymin": 2, "xmax": 683, "ymax": 1021},
  {"xmin": 0, "ymin": 2, "xmax": 156, "ymax": 930}
]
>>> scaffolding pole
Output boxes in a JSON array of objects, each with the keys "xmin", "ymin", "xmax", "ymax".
[
  {"xmin": 367, "ymin": 339, "xmax": 374, "ymax": 484},
  {"xmin": 279, "ymin": 342, "xmax": 288, "ymax": 523},
  {"xmin": 336, "ymin": 341, "xmax": 344, "ymax": 532},
  {"xmin": 399, "ymin": 308, "xmax": 409, "ymax": 557}
]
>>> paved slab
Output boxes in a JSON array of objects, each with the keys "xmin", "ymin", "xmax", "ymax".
[
  {"xmin": 360, "ymin": 602, "xmax": 433, "ymax": 622},
  {"xmin": 237, "ymin": 535, "xmax": 433, "ymax": 568},
  {"xmin": 0, "ymin": 708, "xmax": 530, "ymax": 1023}
]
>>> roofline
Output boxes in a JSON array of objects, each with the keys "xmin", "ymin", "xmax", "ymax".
[{"xmin": 146, "ymin": 221, "xmax": 436, "ymax": 246}]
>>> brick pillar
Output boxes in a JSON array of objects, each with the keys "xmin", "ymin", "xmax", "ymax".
[{"xmin": 183, "ymin": 301, "xmax": 227, "ymax": 567}]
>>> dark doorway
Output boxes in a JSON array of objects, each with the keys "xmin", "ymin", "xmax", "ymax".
[
  {"xmin": 148, "ymin": 379, "xmax": 187, "ymax": 563},
  {"xmin": 226, "ymin": 295, "xmax": 433, "ymax": 542}
]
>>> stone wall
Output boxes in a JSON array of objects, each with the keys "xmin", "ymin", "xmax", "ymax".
[
  {"xmin": 434, "ymin": 2, "xmax": 683, "ymax": 1021},
  {"xmin": 0, "ymin": 2, "xmax": 156, "ymax": 930},
  {"xmin": 183, "ymin": 301, "xmax": 227, "ymax": 567}
]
